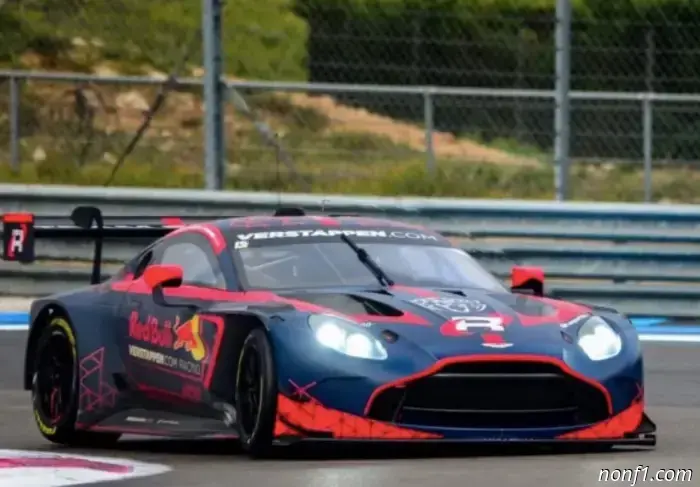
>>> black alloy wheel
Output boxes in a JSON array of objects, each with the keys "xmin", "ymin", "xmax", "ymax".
[
  {"xmin": 32, "ymin": 319, "xmax": 121, "ymax": 447},
  {"xmin": 235, "ymin": 328, "xmax": 277, "ymax": 457},
  {"xmin": 34, "ymin": 330, "xmax": 74, "ymax": 428},
  {"xmin": 238, "ymin": 345, "xmax": 262, "ymax": 435}
]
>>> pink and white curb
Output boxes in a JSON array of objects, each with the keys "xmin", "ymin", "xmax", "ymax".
[{"xmin": 0, "ymin": 449, "xmax": 170, "ymax": 486}]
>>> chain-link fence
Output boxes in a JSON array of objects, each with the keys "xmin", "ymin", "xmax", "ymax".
[
  {"xmin": 297, "ymin": 1, "xmax": 700, "ymax": 93},
  {"xmin": 3, "ymin": 0, "xmax": 700, "ymax": 201}
]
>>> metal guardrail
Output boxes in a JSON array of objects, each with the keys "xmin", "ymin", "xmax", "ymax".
[
  {"xmin": 2, "ymin": 184, "xmax": 700, "ymax": 317},
  {"xmin": 6, "ymin": 184, "xmax": 700, "ymax": 223}
]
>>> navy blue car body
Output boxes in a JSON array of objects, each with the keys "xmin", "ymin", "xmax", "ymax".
[{"xmin": 3, "ymin": 207, "xmax": 656, "ymax": 455}]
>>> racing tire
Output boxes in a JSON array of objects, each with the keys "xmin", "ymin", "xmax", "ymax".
[
  {"xmin": 234, "ymin": 327, "xmax": 278, "ymax": 458},
  {"xmin": 31, "ymin": 317, "xmax": 121, "ymax": 448}
]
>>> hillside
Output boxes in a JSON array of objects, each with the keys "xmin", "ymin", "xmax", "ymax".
[
  {"xmin": 0, "ymin": 0, "xmax": 540, "ymax": 176},
  {"xmin": 3, "ymin": 0, "xmax": 700, "ymax": 201}
]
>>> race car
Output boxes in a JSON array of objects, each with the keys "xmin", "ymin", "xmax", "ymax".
[{"xmin": 2, "ymin": 206, "xmax": 656, "ymax": 457}]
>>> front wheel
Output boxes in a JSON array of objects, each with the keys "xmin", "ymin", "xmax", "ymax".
[
  {"xmin": 32, "ymin": 317, "xmax": 121, "ymax": 448},
  {"xmin": 234, "ymin": 328, "xmax": 277, "ymax": 458}
]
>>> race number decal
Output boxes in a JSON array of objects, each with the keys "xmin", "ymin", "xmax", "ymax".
[{"xmin": 440, "ymin": 316, "xmax": 513, "ymax": 348}]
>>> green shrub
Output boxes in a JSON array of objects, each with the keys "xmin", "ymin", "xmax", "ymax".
[{"xmin": 0, "ymin": 0, "xmax": 309, "ymax": 80}]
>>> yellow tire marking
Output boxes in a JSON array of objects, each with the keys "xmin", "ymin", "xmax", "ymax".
[{"xmin": 34, "ymin": 316, "xmax": 77, "ymax": 436}]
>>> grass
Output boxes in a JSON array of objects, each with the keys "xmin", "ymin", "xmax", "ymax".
[{"xmin": 3, "ymin": 150, "xmax": 700, "ymax": 202}]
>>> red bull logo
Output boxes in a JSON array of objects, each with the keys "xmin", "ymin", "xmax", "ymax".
[
  {"xmin": 174, "ymin": 315, "xmax": 206, "ymax": 361},
  {"xmin": 128, "ymin": 311, "xmax": 173, "ymax": 348}
]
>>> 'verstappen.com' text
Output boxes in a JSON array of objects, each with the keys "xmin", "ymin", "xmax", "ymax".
[{"xmin": 599, "ymin": 466, "xmax": 692, "ymax": 486}]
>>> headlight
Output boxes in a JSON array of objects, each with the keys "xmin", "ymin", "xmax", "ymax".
[
  {"xmin": 577, "ymin": 315, "xmax": 622, "ymax": 361},
  {"xmin": 308, "ymin": 315, "xmax": 388, "ymax": 360}
]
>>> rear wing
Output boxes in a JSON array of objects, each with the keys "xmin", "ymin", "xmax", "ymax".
[
  {"xmin": 1, "ymin": 206, "xmax": 216, "ymax": 285},
  {"xmin": 0, "ymin": 205, "xmax": 328, "ymax": 286}
]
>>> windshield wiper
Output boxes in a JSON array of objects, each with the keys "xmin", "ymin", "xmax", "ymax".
[{"xmin": 340, "ymin": 234, "xmax": 395, "ymax": 287}]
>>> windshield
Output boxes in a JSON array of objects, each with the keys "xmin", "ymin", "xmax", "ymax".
[{"xmin": 236, "ymin": 242, "xmax": 505, "ymax": 291}]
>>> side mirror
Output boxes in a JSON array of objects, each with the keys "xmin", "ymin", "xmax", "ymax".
[
  {"xmin": 143, "ymin": 264, "xmax": 183, "ymax": 289},
  {"xmin": 510, "ymin": 265, "xmax": 544, "ymax": 297},
  {"xmin": 143, "ymin": 265, "xmax": 192, "ymax": 309}
]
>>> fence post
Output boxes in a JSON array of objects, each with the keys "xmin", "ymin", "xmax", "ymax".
[
  {"xmin": 553, "ymin": 0, "xmax": 572, "ymax": 201},
  {"xmin": 423, "ymin": 88, "xmax": 435, "ymax": 174},
  {"xmin": 9, "ymin": 76, "xmax": 20, "ymax": 173},
  {"xmin": 642, "ymin": 95, "xmax": 653, "ymax": 202},
  {"xmin": 202, "ymin": 0, "xmax": 225, "ymax": 190},
  {"xmin": 643, "ymin": 27, "xmax": 655, "ymax": 203}
]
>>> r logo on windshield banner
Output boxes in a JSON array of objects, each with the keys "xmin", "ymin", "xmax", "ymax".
[{"xmin": 440, "ymin": 316, "xmax": 513, "ymax": 348}]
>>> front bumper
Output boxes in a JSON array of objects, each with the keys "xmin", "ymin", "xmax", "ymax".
[
  {"xmin": 273, "ymin": 344, "xmax": 652, "ymax": 447},
  {"xmin": 273, "ymin": 393, "xmax": 656, "ymax": 447}
]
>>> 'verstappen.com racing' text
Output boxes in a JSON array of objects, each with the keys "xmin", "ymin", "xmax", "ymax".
[{"xmin": 599, "ymin": 466, "xmax": 692, "ymax": 486}]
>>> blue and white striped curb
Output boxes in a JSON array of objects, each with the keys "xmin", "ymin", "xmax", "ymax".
[
  {"xmin": 2, "ymin": 312, "xmax": 700, "ymax": 342},
  {"xmin": 0, "ymin": 312, "xmax": 30, "ymax": 329}
]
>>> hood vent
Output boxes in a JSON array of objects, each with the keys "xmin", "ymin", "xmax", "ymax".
[
  {"xmin": 284, "ymin": 292, "xmax": 403, "ymax": 317},
  {"xmin": 439, "ymin": 289, "xmax": 467, "ymax": 297}
]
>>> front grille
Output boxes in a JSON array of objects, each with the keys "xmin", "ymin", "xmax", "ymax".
[{"xmin": 368, "ymin": 362, "xmax": 610, "ymax": 429}]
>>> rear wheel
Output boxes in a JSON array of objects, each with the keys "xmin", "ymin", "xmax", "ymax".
[
  {"xmin": 234, "ymin": 328, "xmax": 277, "ymax": 458},
  {"xmin": 32, "ymin": 317, "xmax": 121, "ymax": 447}
]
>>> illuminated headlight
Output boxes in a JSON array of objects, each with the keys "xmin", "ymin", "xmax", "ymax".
[
  {"xmin": 308, "ymin": 315, "xmax": 388, "ymax": 360},
  {"xmin": 577, "ymin": 316, "xmax": 622, "ymax": 361}
]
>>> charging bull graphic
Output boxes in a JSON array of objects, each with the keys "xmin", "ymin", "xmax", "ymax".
[{"xmin": 174, "ymin": 315, "xmax": 206, "ymax": 361}]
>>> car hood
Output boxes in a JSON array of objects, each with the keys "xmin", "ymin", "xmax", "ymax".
[{"xmin": 281, "ymin": 286, "xmax": 593, "ymax": 360}]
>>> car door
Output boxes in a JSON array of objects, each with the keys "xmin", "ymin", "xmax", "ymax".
[{"xmin": 121, "ymin": 233, "xmax": 228, "ymax": 403}]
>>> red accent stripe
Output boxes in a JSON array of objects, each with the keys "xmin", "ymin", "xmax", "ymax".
[
  {"xmin": 517, "ymin": 297, "xmax": 590, "ymax": 326},
  {"xmin": 201, "ymin": 315, "xmax": 224, "ymax": 388},
  {"xmin": 111, "ymin": 280, "xmax": 430, "ymax": 326},
  {"xmin": 310, "ymin": 216, "xmax": 341, "ymax": 226},
  {"xmin": 161, "ymin": 217, "xmax": 185, "ymax": 226},
  {"xmin": 351, "ymin": 313, "xmax": 430, "ymax": 326},
  {"xmin": 164, "ymin": 224, "xmax": 227, "ymax": 254},
  {"xmin": 511, "ymin": 266, "xmax": 544, "ymax": 287},
  {"xmin": 364, "ymin": 354, "xmax": 613, "ymax": 416},
  {"xmin": 390, "ymin": 285, "xmax": 439, "ymax": 297},
  {"xmin": 556, "ymin": 400, "xmax": 644, "ymax": 439},
  {"xmin": 275, "ymin": 394, "xmax": 440, "ymax": 440},
  {"xmin": 2, "ymin": 213, "xmax": 34, "ymax": 224}
]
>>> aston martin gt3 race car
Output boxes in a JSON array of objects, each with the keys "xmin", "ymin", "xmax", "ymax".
[{"xmin": 2, "ymin": 206, "xmax": 656, "ymax": 457}]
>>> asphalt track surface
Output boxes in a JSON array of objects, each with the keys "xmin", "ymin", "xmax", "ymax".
[{"xmin": 2, "ymin": 333, "xmax": 699, "ymax": 487}]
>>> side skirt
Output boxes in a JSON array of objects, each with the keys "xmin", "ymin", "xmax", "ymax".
[{"xmin": 79, "ymin": 409, "xmax": 238, "ymax": 439}]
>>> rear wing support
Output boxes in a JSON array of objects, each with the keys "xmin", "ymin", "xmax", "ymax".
[{"xmin": 70, "ymin": 206, "xmax": 105, "ymax": 284}]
